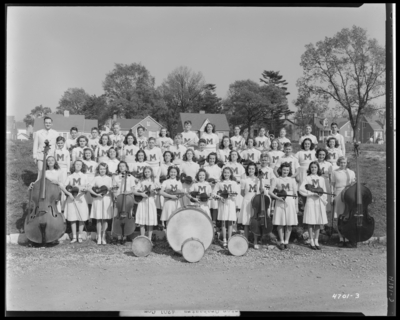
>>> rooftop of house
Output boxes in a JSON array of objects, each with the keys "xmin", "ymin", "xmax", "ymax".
[
  {"xmin": 33, "ymin": 114, "xmax": 98, "ymax": 132},
  {"xmin": 15, "ymin": 121, "xmax": 26, "ymax": 130},
  {"xmin": 364, "ymin": 115, "xmax": 385, "ymax": 130}
]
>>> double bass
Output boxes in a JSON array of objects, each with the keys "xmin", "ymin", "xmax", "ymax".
[
  {"xmin": 250, "ymin": 172, "xmax": 271, "ymax": 236},
  {"xmin": 111, "ymin": 171, "xmax": 136, "ymax": 241},
  {"xmin": 25, "ymin": 140, "xmax": 66, "ymax": 244},
  {"xmin": 338, "ymin": 142, "xmax": 375, "ymax": 244}
]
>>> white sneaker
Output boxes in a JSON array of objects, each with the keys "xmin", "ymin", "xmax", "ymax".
[
  {"xmin": 71, "ymin": 238, "xmax": 77, "ymax": 243},
  {"xmin": 97, "ymin": 237, "xmax": 102, "ymax": 245},
  {"xmin": 101, "ymin": 237, "xmax": 107, "ymax": 245}
]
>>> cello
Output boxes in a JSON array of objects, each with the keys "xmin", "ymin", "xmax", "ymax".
[
  {"xmin": 25, "ymin": 140, "xmax": 66, "ymax": 244},
  {"xmin": 338, "ymin": 142, "xmax": 375, "ymax": 244},
  {"xmin": 250, "ymin": 172, "xmax": 271, "ymax": 236},
  {"xmin": 111, "ymin": 171, "xmax": 136, "ymax": 241}
]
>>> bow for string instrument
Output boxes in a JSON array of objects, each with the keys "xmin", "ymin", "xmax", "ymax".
[
  {"xmin": 338, "ymin": 142, "xmax": 374, "ymax": 244},
  {"xmin": 112, "ymin": 171, "xmax": 136, "ymax": 239},
  {"xmin": 25, "ymin": 140, "xmax": 66, "ymax": 244},
  {"xmin": 251, "ymin": 174, "xmax": 271, "ymax": 236}
]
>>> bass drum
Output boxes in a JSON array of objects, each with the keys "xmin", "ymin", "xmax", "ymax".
[
  {"xmin": 228, "ymin": 234, "xmax": 248, "ymax": 256},
  {"xmin": 166, "ymin": 207, "xmax": 214, "ymax": 254},
  {"xmin": 132, "ymin": 235, "xmax": 153, "ymax": 257},
  {"xmin": 181, "ymin": 238, "xmax": 205, "ymax": 263}
]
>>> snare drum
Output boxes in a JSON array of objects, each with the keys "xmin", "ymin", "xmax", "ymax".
[
  {"xmin": 132, "ymin": 235, "xmax": 153, "ymax": 257},
  {"xmin": 166, "ymin": 207, "xmax": 214, "ymax": 255},
  {"xmin": 181, "ymin": 238, "xmax": 205, "ymax": 263},
  {"xmin": 228, "ymin": 234, "xmax": 249, "ymax": 256}
]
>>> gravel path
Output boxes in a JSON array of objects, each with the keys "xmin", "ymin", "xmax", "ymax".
[{"xmin": 6, "ymin": 239, "xmax": 387, "ymax": 315}]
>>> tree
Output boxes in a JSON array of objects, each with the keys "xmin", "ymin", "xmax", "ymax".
[
  {"xmin": 299, "ymin": 25, "xmax": 385, "ymax": 140},
  {"xmin": 192, "ymin": 84, "xmax": 223, "ymax": 114},
  {"xmin": 56, "ymin": 88, "xmax": 90, "ymax": 115},
  {"xmin": 157, "ymin": 66, "xmax": 206, "ymax": 135},
  {"xmin": 80, "ymin": 94, "xmax": 111, "ymax": 126},
  {"xmin": 260, "ymin": 70, "xmax": 290, "ymax": 95},
  {"xmin": 23, "ymin": 105, "xmax": 52, "ymax": 126},
  {"xmin": 102, "ymin": 63, "xmax": 159, "ymax": 118}
]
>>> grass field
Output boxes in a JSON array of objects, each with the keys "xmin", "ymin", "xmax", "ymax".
[{"xmin": 6, "ymin": 140, "xmax": 387, "ymax": 236}]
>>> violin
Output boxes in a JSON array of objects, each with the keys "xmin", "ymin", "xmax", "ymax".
[
  {"xmin": 216, "ymin": 190, "xmax": 237, "ymax": 199},
  {"xmin": 66, "ymin": 185, "xmax": 80, "ymax": 197},
  {"xmin": 305, "ymin": 184, "xmax": 335, "ymax": 196},
  {"xmin": 112, "ymin": 171, "xmax": 136, "ymax": 239},
  {"xmin": 197, "ymin": 158, "xmax": 207, "ymax": 166},
  {"xmin": 159, "ymin": 175, "xmax": 167, "ymax": 184},
  {"xmin": 251, "ymin": 175, "xmax": 271, "ymax": 235},
  {"xmin": 25, "ymin": 140, "xmax": 66, "ymax": 244},
  {"xmin": 273, "ymin": 189, "xmax": 298, "ymax": 200},
  {"xmin": 207, "ymin": 178, "xmax": 217, "ymax": 186},
  {"xmin": 216, "ymin": 160, "xmax": 225, "ymax": 168},
  {"xmin": 338, "ymin": 142, "xmax": 374, "ymax": 243},
  {"xmin": 134, "ymin": 188, "xmax": 161, "ymax": 203},
  {"xmin": 164, "ymin": 188, "xmax": 186, "ymax": 199},
  {"xmin": 189, "ymin": 191, "xmax": 211, "ymax": 203},
  {"xmin": 91, "ymin": 185, "xmax": 109, "ymax": 198}
]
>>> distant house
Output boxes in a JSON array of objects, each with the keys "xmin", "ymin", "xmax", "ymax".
[
  {"xmin": 110, "ymin": 115, "xmax": 164, "ymax": 138},
  {"xmin": 358, "ymin": 115, "xmax": 385, "ymax": 143},
  {"xmin": 17, "ymin": 133, "xmax": 29, "ymax": 141},
  {"xmin": 33, "ymin": 111, "xmax": 98, "ymax": 139},
  {"xmin": 7, "ymin": 116, "xmax": 17, "ymax": 140},
  {"xmin": 178, "ymin": 112, "xmax": 230, "ymax": 140}
]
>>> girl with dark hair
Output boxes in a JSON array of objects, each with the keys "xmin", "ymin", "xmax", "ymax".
[
  {"xmin": 157, "ymin": 128, "xmax": 173, "ymax": 152},
  {"xmin": 97, "ymin": 134, "xmax": 112, "ymax": 163},
  {"xmin": 72, "ymin": 135, "xmax": 89, "ymax": 163},
  {"xmin": 180, "ymin": 149, "xmax": 200, "ymax": 206},
  {"xmin": 88, "ymin": 163, "xmax": 113, "ymax": 245},
  {"xmin": 316, "ymin": 148, "xmax": 333, "ymax": 214},
  {"xmin": 201, "ymin": 123, "xmax": 219, "ymax": 154},
  {"xmin": 240, "ymin": 136, "xmax": 261, "ymax": 165},
  {"xmin": 189, "ymin": 168, "xmax": 212, "ymax": 218},
  {"xmin": 82, "ymin": 148, "xmax": 99, "ymax": 216},
  {"xmin": 203, "ymin": 152, "xmax": 221, "ymax": 224},
  {"xmin": 268, "ymin": 139, "xmax": 285, "ymax": 170},
  {"xmin": 269, "ymin": 162, "xmax": 298, "ymax": 250},
  {"xmin": 218, "ymin": 135, "xmax": 232, "ymax": 166},
  {"xmin": 295, "ymin": 138, "xmax": 317, "ymax": 187},
  {"xmin": 106, "ymin": 148, "xmax": 120, "ymax": 175},
  {"xmin": 223, "ymin": 150, "xmax": 245, "ymax": 214},
  {"xmin": 326, "ymin": 137, "xmax": 343, "ymax": 170},
  {"xmin": 136, "ymin": 126, "xmax": 148, "ymax": 150},
  {"xmin": 230, "ymin": 125, "xmax": 246, "ymax": 152},
  {"xmin": 299, "ymin": 161, "xmax": 328, "ymax": 250},
  {"xmin": 255, "ymin": 127, "xmax": 271, "ymax": 152},
  {"xmin": 159, "ymin": 166, "xmax": 183, "ymax": 228},
  {"xmin": 121, "ymin": 133, "xmax": 139, "ymax": 172},
  {"xmin": 64, "ymin": 160, "xmax": 90, "ymax": 243},
  {"xmin": 131, "ymin": 149, "xmax": 147, "ymax": 178},
  {"xmin": 238, "ymin": 162, "xmax": 260, "ymax": 247},
  {"xmin": 273, "ymin": 143, "xmax": 300, "ymax": 181}
]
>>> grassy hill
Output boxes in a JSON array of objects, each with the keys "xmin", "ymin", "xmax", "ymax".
[{"xmin": 6, "ymin": 140, "xmax": 387, "ymax": 236}]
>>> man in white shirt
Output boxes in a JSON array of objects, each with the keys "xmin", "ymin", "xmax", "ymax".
[
  {"xmin": 299, "ymin": 125, "xmax": 318, "ymax": 146},
  {"xmin": 326, "ymin": 122, "xmax": 346, "ymax": 156},
  {"xmin": 181, "ymin": 120, "xmax": 199, "ymax": 150},
  {"xmin": 33, "ymin": 116, "xmax": 59, "ymax": 179}
]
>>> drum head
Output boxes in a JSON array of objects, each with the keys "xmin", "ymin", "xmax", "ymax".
[
  {"xmin": 132, "ymin": 235, "xmax": 153, "ymax": 257},
  {"xmin": 228, "ymin": 234, "xmax": 249, "ymax": 256},
  {"xmin": 166, "ymin": 207, "xmax": 213, "ymax": 253},
  {"xmin": 181, "ymin": 238, "xmax": 205, "ymax": 263}
]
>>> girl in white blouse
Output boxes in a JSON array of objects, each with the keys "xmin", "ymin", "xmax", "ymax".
[{"xmin": 201, "ymin": 123, "xmax": 219, "ymax": 154}]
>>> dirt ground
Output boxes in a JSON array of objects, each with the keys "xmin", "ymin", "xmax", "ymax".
[{"xmin": 6, "ymin": 239, "xmax": 387, "ymax": 315}]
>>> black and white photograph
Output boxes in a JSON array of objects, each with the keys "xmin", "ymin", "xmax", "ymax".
[{"xmin": 6, "ymin": 4, "xmax": 395, "ymax": 316}]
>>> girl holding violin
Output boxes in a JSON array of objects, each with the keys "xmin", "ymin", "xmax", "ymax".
[
  {"xmin": 54, "ymin": 136, "xmax": 70, "ymax": 210},
  {"xmin": 157, "ymin": 151, "xmax": 176, "ymax": 221},
  {"xmin": 238, "ymin": 162, "xmax": 260, "ymax": 248},
  {"xmin": 159, "ymin": 166, "xmax": 184, "ymax": 229},
  {"xmin": 217, "ymin": 136, "xmax": 232, "ymax": 166},
  {"xmin": 72, "ymin": 136, "xmax": 89, "ymax": 163},
  {"xmin": 97, "ymin": 134, "xmax": 113, "ymax": 163},
  {"xmin": 331, "ymin": 156, "xmax": 356, "ymax": 247},
  {"xmin": 316, "ymin": 148, "xmax": 333, "ymax": 214},
  {"xmin": 131, "ymin": 149, "xmax": 148, "ymax": 178},
  {"xmin": 268, "ymin": 139, "xmax": 285, "ymax": 170},
  {"xmin": 273, "ymin": 143, "xmax": 300, "ymax": 180},
  {"xmin": 215, "ymin": 167, "xmax": 238, "ymax": 248},
  {"xmin": 88, "ymin": 163, "xmax": 113, "ymax": 245},
  {"xmin": 180, "ymin": 149, "xmax": 200, "ymax": 206},
  {"xmin": 64, "ymin": 160, "xmax": 90, "ymax": 243},
  {"xmin": 299, "ymin": 161, "xmax": 328, "ymax": 250},
  {"xmin": 112, "ymin": 161, "xmax": 136, "ymax": 244},
  {"xmin": 269, "ymin": 162, "xmax": 298, "ymax": 250},
  {"xmin": 28, "ymin": 156, "xmax": 73, "ymax": 213},
  {"xmin": 258, "ymin": 153, "xmax": 276, "ymax": 214},
  {"xmin": 189, "ymin": 168, "xmax": 213, "ymax": 218},
  {"xmin": 120, "ymin": 132, "xmax": 139, "ymax": 172},
  {"xmin": 326, "ymin": 137, "xmax": 343, "ymax": 170},
  {"xmin": 203, "ymin": 152, "xmax": 222, "ymax": 225},
  {"xmin": 133, "ymin": 166, "xmax": 160, "ymax": 242},
  {"xmin": 82, "ymin": 148, "xmax": 98, "ymax": 218}
]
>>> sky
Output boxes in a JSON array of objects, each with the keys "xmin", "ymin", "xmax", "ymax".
[{"xmin": 7, "ymin": 5, "xmax": 386, "ymax": 122}]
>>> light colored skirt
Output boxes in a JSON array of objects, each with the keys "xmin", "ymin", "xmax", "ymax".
[
  {"xmin": 64, "ymin": 192, "xmax": 89, "ymax": 221},
  {"xmin": 272, "ymin": 192, "xmax": 298, "ymax": 226},
  {"xmin": 90, "ymin": 195, "xmax": 113, "ymax": 220},
  {"xmin": 135, "ymin": 197, "xmax": 158, "ymax": 226},
  {"xmin": 333, "ymin": 186, "xmax": 346, "ymax": 219},
  {"xmin": 217, "ymin": 199, "xmax": 237, "ymax": 221},
  {"xmin": 238, "ymin": 193, "xmax": 255, "ymax": 225},
  {"xmin": 303, "ymin": 195, "xmax": 328, "ymax": 225},
  {"xmin": 160, "ymin": 198, "xmax": 183, "ymax": 221}
]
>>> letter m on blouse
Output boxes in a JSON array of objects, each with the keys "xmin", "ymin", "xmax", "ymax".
[
  {"xmin": 87, "ymin": 166, "xmax": 93, "ymax": 173},
  {"xmin": 328, "ymin": 152, "xmax": 336, "ymax": 159},
  {"xmin": 170, "ymin": 184, "xmax": 177, "ymax": 192},
  {"xmin": 149, "ymin": 154, "xmax": 157, "ymax": 161},
  {"xmin": 311, "ymin": 179, "xmax": 320, "ymax": 187},
  {"xmin": 281, "ymin": 183, "xmax": 290, "ymax": 191},
  {"xmin": 304, "ymin": 154, "xmax": 312, "ymax": 160},
  {"xmin": 56, "ymin": 154, "xmax": 64, "ymax": 162},
  {"xmin": 72, "ymin": 178, "xmax": 81, "ymax": 186},
  {"xmin": 223, "ymin": 184, "xmax": 233, "ymax": 193},
  {"xmin": 248, "ymin": 184, "xmax": 257, "ymax": 192},
  {"xmin": 198, "ymin": 186, "xmax": 207, "ymax": 193},
  {"xmin": 126, "ymin": 149, "xmax": 134, "ymax": 156},
  {"xmin": 174, "ymin": 152, "xmax": 181, "ymax": 159},
  {"xmin": 272, "ymin": 156, "xmax": 279, "ymax": 163},
  {"xmin": 206, "ymin": 139, "xmax": 213, "ymax": 145}
]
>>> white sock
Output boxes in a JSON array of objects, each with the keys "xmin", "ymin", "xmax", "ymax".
[
  {"xmin": 310, "ymin": 239, "xmax": 315, "ymax": 246},
  {"xmin": 314, "ymin": 239, "xmax": 319, "ymax": 246}
]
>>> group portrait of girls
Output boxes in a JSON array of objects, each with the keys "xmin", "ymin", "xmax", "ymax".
[{"xmin": 32, "ymin": 117, "xmax": 357, "ymax": 249}]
